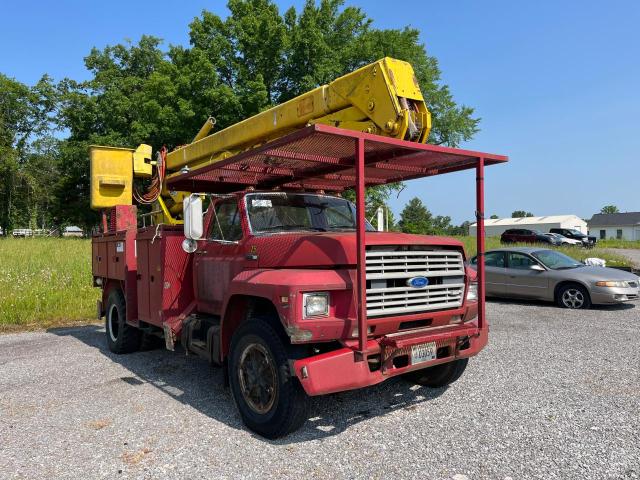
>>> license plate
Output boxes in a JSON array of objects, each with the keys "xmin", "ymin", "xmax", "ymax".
[{"xmin": 411, "ymin": 341, "xmax": 437, "ymax": 365}]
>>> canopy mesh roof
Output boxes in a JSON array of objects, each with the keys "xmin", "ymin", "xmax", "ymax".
[{"xmin": 167, "ymin": 124, "xmax": 507, "ymax": 193}]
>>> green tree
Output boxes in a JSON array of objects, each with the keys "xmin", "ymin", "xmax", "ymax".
[
  {"xmin": 432, "ymin": 214, "xmax": 454, "ymax": 235},
  {"xmin": 600, "ymin": 205, "xmax": 619, "ymax": 214},
  {"xmin": 398, "ymin": 197, "xmax": 433, "ymax": 234},
  {"xmin": 55, "ymin": 0, "xmax": 480, "ymax": 227},
  {"xmin": 277, "ymin": 0, "xmax": 478, "ymax": 145},
  {"xmin": 446, "ymin": 220, "xmax": 471, "ymax": 236},
  {"xmin": 512, "ymin": 210, "xmax": 534, "ymax": 218},
  {"xmin": 490, "ymin": 214, "xmax": 499, "ymax": 219},
  {"xmin": 0, "ymin": 73, "xmax": 58, "ymax": 233}
]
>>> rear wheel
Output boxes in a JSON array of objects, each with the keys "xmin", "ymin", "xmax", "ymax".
[
  {"xmin": 228, "ymin": 319, "xmax": 308, "ymax": 439},
  {"xmin": 105, "ymin": 288, "xmax": 141, "ymax": 354},
  {"xmin": 556, "ymin": 284, "xmax": 591, "ymax": 309},
  {"xmin": 403, "ymin": 358, "xmax": 468, "ymax": 387}
]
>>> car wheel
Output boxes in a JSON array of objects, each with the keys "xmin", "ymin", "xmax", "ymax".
[
  {"xmin": 403, "ymin": 358, "xmax": 469, "ymax": 387},
  {"xmin": 228, "ymin": 319, "xmax": 308, "ymax": 439},
  {"xmin": 556, "ymin": 284, "xmax": 591, "ymax": 309},
  {"xmin": 105, "ymin": 288, "xmax": 141, "ymax": 353}
]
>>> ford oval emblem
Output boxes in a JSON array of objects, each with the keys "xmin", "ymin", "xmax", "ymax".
[{"xmin": 407, "ymin": 276, "xmax": 429, "ymax": 288}]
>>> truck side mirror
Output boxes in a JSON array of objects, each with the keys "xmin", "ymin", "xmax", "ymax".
[{"xmin": 183, "ymin": 194, "xmax": 204, "ymax": 240}]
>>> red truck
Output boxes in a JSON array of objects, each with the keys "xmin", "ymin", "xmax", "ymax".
[{"xmin": 92, "ymin": 124, "xmax": 506, "ymax": 438}]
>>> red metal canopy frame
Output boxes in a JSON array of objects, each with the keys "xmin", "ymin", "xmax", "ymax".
[{"xmin": 167, "ymin": 124, "xmax": 508, "ymax": 356}]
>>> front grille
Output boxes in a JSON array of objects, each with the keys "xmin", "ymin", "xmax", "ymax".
[
  {"xmin": 365, "ymin": 248, "xmax": 465, "ymax": 316},
  {"xmin": 628, "ymin": 281, "xmax": 638, "ymax": 288}
]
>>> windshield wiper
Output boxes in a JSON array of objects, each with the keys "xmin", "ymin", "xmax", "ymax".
[
  {"xmin": 256, "ymin": 225, "xmax": 327, "ymax": 232},
  {"xmin": 328, "ymin": 225, "xmax": 356, "ymax": 230}
]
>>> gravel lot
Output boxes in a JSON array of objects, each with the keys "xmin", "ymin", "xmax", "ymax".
[{"xmin": 1, "ymin": 300, "xmax": 639, "ymax": 480}]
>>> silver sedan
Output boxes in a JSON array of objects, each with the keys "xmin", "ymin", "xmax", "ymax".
[{"xmin": 470, "ymin": 247, "xmax": 640, "ymax": 309}]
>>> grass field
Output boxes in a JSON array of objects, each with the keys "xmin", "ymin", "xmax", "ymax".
[
  {"xmin": 0, "ymin": 236, "xmax": 634, "ymax": 331},
  {"xmin": 0, "ymin": 238, "xmax": 98, "ymax": 331},
  {"xmin": 596, "ymin": 239, "xmax": 640, "ymax": 249}
]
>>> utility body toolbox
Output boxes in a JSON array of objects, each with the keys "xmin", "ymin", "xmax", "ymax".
[{"xmin": 135, "ymin": 227, "xmax": 194, "ymax": 328}]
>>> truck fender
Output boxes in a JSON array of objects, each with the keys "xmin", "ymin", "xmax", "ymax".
[
  {"xmin": 219, "ymin": 294, "xmax": 283, "ymax": 360},
  {"xmin": 218, "ymin": 268, "xmax": 353, "ymax": 359},
  {"xmin": 101, "ymin": 279, "xmax": 124, "ymax": 317}
]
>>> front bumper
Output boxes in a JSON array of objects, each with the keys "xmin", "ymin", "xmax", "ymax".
[
  {"xmin": 591, "ymin": 286, "xmax": 640, "ymax": 304},
  {"xmin": 293, "ymin": 321, "xmax": 487, "ymax": 396}
]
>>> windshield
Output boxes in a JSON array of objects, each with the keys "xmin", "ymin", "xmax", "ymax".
[
  {"xmin": 246, "ymin": 193, "xmax": 375, "ymax": 234},
  {"xmin": 568, "ymin": 229, "xmax": 586, "ymax": 237},
  {"xmin": 531, "ymin": 250, "xmax": 583, "ymax": 270}
]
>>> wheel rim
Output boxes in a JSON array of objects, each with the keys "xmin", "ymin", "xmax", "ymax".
[
  {"xmin": 108, "ymin": 304, "xmax": 119, "ymax": 342},
  {"xmin": 562, "ymin": 288, "xmax": 584, "ymax": 309},
  {"xmin": 238, "ymin": 343, "xmax": 277, "ymax": 415}
]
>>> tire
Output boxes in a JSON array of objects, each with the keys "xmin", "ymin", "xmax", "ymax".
[
  {"xmin": 228, "ymin": 319, "xmax": 308, "ymax": 439},
  {"xmin": 105, "ymin": 288, "xmax": 141, "ymax": 354},
  {"xmin": 556, "ymin": 283, "xmax": 591, "ymax": 309},
  {"xmin": 403, "ymin": 358, "xmax": 469, "ymax": 388}
]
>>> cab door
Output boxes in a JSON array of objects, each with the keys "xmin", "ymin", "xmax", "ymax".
[
  {"xmin": 195, "ymin": 197, "xmax": 247, "ymax": 315},
  {"xmin": 504, "ymin": 251, "xmax": 549, "ymax": 299}
]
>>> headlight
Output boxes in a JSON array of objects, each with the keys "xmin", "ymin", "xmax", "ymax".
[
  {"xmin": 466, "ymin": 282, "xmax": 478, "ymax": 301},
  {"xmin": 596, "ymin": 281, "xmax": 628, "ymax": 288},
  {"xmin": 303, "ymin": 292, "xmax": 329, "ymax": 317}
]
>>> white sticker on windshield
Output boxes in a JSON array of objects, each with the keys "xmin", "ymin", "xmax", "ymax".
[{"xmin": 252, "ymin": 199, "xmax": 272, "ymax": 208}]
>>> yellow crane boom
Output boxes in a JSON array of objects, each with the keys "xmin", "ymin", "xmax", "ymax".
[
  {"xmin": 90, "ymin": 57, "xmax": 431, "ymax": 222},
  {"xmin": 166, "ymin": 57, "xmax": 430, "ymax": 172}
]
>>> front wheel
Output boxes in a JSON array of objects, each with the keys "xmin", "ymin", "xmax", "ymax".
[
  {"xmin": 403, "ymin": 358, "xmax": 468, "ymax": 387},
  {"xmin": 228, "ymin": 319, "xmax": 308, "ymax": 439},
  {"xmin": 557, "ymin": 284, "xmax": 591, "ymax": 309}
]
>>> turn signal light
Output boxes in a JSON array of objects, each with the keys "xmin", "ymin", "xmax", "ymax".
[
  {"xmin": 596, "ymin": 281, "xmax": 627, "ymax": 288},
  {"xmin": 466, "ymin": 282, "xmax": 478, "ymax": 301}
]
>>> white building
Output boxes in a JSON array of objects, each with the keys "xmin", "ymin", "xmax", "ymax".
[
  {"xmin": 469, "ymin": 215, "xmax": 587, "ymax": 237},
  {"xmin": 587, "ymin": 212, "xmax": 640, "ymax": 240}
]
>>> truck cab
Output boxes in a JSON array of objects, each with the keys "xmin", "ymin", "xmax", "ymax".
[{"xmin": 192, "ymin": 191, "xmax": 479, "ymax": 344}]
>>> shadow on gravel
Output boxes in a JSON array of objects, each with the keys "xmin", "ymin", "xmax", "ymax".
[
  {"xmin": 49, "ymin": 324, "xmax": 446, "ymax": 444},
  {"xmin": 487, "ymin": 297, "xmax": 636, "ymax": 311}
]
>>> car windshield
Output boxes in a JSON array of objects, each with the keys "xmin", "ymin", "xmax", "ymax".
[
  {"xmin": 531, "ymin": 250, "xmax": 584, "ymax": 270},
  {"xmin": 246, "ymin": 193, "xmax": 375, "ymax": 234},
  {"xmin": 567, "ymin": 229, "xmax": 585, "ymax": 237}
]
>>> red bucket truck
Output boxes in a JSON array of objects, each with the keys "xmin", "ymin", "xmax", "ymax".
[{"xmin": 90, "ymin": 58, "xmax": 507, "ymax": 438}]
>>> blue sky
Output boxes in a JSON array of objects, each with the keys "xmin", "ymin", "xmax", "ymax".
[{"xmin": 2, "ymin": 0, "xmax": 639, "ymax": 224}]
